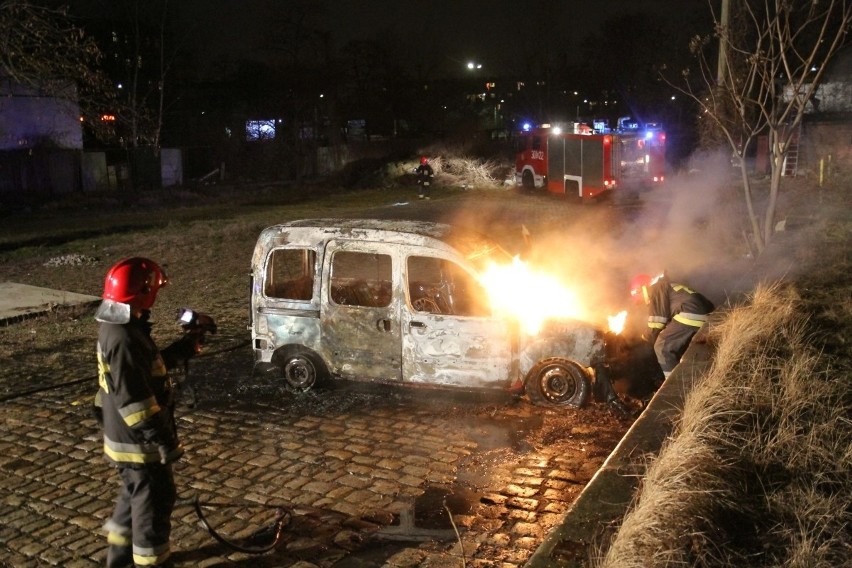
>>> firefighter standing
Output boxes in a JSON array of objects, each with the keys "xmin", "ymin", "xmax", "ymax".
[
  {"xmin": 630, "ymin": 273, "xmax": 715, "ymax": 380},
  {"xmin": 94, "ymin": 257, "xmax": 203, "ymax": 568},
  {"xmin": 415, "ymin": 156, "xmax": 434, "ymax": 199}
]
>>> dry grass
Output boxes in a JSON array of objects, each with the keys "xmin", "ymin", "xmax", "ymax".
[
  {"xmin": 598, "ymin": 281, "xmax": 852, "ymax": 567},
  {"xmin": 385, "ymin": 151, "xmax": 511, "ymax": 191}
]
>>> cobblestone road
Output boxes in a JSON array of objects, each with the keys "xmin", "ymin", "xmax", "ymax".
[{"xmin": 0, "ymin": 345, "xmax": 629, "ymax": 567}]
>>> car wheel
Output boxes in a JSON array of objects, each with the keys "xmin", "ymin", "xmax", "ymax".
[
  {"xmin": 525, "ymin": 358, "xmax": 591, "ymax": 408},
  {"xmin": 277, "ymin": 350, "xmax": 328, "ymax": 391}
]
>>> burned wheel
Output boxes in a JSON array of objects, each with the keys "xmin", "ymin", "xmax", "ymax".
[
  {"xmin": 525, "ymin": 358, "xmax": 590, "ymax": 408},
  {"xmin": 277, "ymin": 350, "xmax": 328, "ymax": 391}
]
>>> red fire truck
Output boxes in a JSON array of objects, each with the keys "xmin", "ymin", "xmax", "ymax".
[
  {"xmin": 514, "ymin": 123, "xmax": 621, "ymax": 199},
  {"xmin": 514, "ymin": 119, "xmax": 666, "ymax": 198},
  {"xmin": 615, "ymin": 120, "xmax": 666, "ymax": 188}
]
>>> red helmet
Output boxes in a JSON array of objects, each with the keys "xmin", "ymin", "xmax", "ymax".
[
  {"xmin": 420, "ymin": 156, "xmax": 429, "ymax": 165},
  {"xmin": 102, "ymin": 257, "xmax": 168, "ymax": 310},
  {"xmin": 629, "ymin": 273, "xmax": 652, "ymax": 304}
]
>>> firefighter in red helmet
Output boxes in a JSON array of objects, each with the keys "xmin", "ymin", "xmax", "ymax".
[
  {"xmin": 93, "ymin": 257, "xmax": 203, "ymax": 567},
  {"xmin": 630, "ymin": 272, "xmax": 714, "ymax": 380},
  {"xmin": 415, "ymin": 155, "xmax": 434, "ymax": 200}
]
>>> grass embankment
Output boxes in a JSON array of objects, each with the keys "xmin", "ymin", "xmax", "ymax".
[{"xmin": 599, "ymin": 279, "xmax": 852, "ymax": 566}]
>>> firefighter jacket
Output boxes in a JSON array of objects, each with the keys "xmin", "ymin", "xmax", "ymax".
[
  {"xmin": 95, "ymin": 315, "xmax": 180, "ymax": 468},
  {"xmin": 416, "ymin": 163, "xmax": 434, "ymax": 185},
  {"xmin": 645, "ymin": 277, "xmax": 715, "ymax": 343}
]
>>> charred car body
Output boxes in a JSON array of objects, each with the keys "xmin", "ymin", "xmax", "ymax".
[{"xmin": 250, "ymin": 219, "xmax": 610, "ymax": 407}]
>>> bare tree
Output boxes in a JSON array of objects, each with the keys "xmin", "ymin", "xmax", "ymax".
[
  {"xmin": 0, "ymin": 0, "xmax": 115, "ymax": 141},
  {"xmin": 671, "ymin": 0, "xmax": 852, "ymax": 254},
  {"xmin": 98, "ymin": 0, "xmax": 182, "ymax": 151}
]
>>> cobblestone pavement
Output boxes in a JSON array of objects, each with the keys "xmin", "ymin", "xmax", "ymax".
[{"xmin": 1, "ymin": 343, "xmax": 630, "ymax": 568}]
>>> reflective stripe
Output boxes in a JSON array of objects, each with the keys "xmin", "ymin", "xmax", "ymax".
[
  {"xmin": 671, "ymin": 283, "xmax": 696, "ymax": 294},
  {"xmin": 119, "ymin": 396, "xmax": 161, "ymax": 427},
  {"xmin": 97, "ymin": 348, "xmax": 110, "ymax": 393},
  {"xmin": 648, "ymin": 315, "xmax": 667, "ymax": 324},
  {"xmin": 107, "ymin": 531, "xmax": 132, "ymax": 546},
  {"xmin": 104, "ymin": 436, "xmax": 160, "ymax": 464},
  {"xmin": 104, "ymin": 519, "xmax": 131, "ymax": 537},
  {"xmin": 133, "ymin": 542, "xmax": 170, "ymax": 566},
  {"xmin": 673, "ymin": 312, "xmax": 707, "ymax": 327},
  {"xmin": 648, "ymin": 321, "xmax": 665, "ymax": 330},
  {"xmin": 151, "ymin": 356, "xmax": 168, "ymax": 378}
]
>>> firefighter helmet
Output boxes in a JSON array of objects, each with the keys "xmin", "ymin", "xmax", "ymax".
[
  {"xmin": 102, "ymin": 257, "xmax": 168, "ymax": 310},
  {"xmin": 629, "ymin": 273, "xmax": 652, "ymax": 304},
  {"xmin": 420, "ymin": 156, "xmax": 429, "ymax": 165}
]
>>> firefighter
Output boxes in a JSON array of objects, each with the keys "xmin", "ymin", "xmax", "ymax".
[
  {"xmin": 415, "ymin": 156, "xmax": 434, "ymax": 199},
  {"xmin": 630, "ymin": 272, "xmax": 715, "ymax": 380},
  {"xmin": 93, "ymin": 257, "xmax": 204, "ymax": 568}
]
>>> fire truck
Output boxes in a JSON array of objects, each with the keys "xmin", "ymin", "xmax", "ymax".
[
  {"xmin": 514, "ymin": 119, "xmax": 666, "ymax": 198},
  {"xmin": 514, "ymin": 123, "xmax": 620, "ymax": 199},
  {"xmin": 613, "ymin": 118, "xmax": 666, "ymax": 188}
]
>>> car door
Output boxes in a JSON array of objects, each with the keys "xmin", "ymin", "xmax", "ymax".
[
  {"xmin": 320, "ymin": 240, "xmax": 402, "ymax": 381},
  {"xmin": 402, "ymin": 254, "xmax": 516, "ymax": 389}
]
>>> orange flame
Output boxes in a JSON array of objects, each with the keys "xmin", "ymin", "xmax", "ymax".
[
  {"xmin": 607, "ymin": 310, "xmax": 628, "ymax": 334},
  {"xmin": 478, "ymin": 257, "xmax": 587, "ymax": 335}
]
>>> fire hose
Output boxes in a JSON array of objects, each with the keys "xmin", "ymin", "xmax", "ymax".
[{"xmin": 186, "ymin": 495, "xmax": 292, "ymax": 554}]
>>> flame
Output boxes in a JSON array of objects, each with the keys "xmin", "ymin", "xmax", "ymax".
[
  {"xmin": 478, "ymin": 257, "xmax": 586, "ymax": 335},
  {"xmin": 607, "ymin": 310, "xmax": 628, "ymax": 334}
]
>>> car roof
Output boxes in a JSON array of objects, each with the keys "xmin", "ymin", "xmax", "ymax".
[
  {"xmin": 259, "ymin": 218, "xmax": 513, "ymax": 268},
  {"xmin": 273, "ymin": 218, "xmax": 454, "ymax": 240}
]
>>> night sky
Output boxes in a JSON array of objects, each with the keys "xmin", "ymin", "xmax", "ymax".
[{"xmin": 178, "ymin": 0, "xmax": 712, "ymax": 77}]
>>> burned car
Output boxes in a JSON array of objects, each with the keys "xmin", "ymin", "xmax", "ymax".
[{"xmin": 249, "ymin": 219, "xmax": 609, "ymax": 407}]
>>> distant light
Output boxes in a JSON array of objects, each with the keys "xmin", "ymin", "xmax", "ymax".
[
  {"xmin": 101, "ymin": 114, "xmax": 115, "ymax": 121},
  {"xmin": 810, "ymin": 65, "xmax": 817, "ymax": 72},
  {"xmin": 645, "ymin": 131, "xmax": 654, "ymax": 139},
  {"xmin": 319, "ymin": 93, "xmax": 324, "ymax": 98},
  {"xmin": 671, "ymin": 95, "xmax": 676, "ymax": 100},
  {"xmin": 522, "ymin": 122, "xmax": 532, "ymax": 131},
  {"xmin": 573, "ymin": 91, "xmax": 578, "ymax": 95},
  {"xmin": 117, "ymin": 83, "xmax": 123, "ymax": 89},
  {"xmin": 467, "ymin": 61, "xmax": 482, "ymax": 70},
  {"xmin": 552, "ymin": 126, "xmax": 562, "ymax": 135}
]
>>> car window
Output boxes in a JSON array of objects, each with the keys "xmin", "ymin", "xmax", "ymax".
[
  {"xmin": 407, "ymin": 256, "xmax": 490, "ymax": 317},
  {"xmin": 330, "ymin": 251, "xmax": 392, "ymax": 308},
  {"xmin": 264, "ymin": 248, "xmax": 315, "ymax": 300}
]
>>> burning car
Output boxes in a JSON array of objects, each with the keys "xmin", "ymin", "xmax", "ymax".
[{"xmin": 249, "ymin": 219, "xmax": 611, "ymax": 407}]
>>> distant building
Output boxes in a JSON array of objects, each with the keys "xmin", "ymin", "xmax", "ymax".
[
  {"xmin": 0, "ymin": 75, "xmax": 83, "ymax": 197},
  {"xmin": 0, "ymin": 76, "xmax": 82, "ymax": 150}
]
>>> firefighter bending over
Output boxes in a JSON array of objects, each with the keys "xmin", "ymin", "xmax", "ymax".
[
  {"xmin": 630, "ymin": 273, "xmax": 715, "ymax": 380},
  {"xmin": 93, "ymin": 257, "xmax": 205, "ymax": 568}
]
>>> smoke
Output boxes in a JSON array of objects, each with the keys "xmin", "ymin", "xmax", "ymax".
[{"xmin": 445, "ymin": 149, "xmax": 817, "ymax": 331}]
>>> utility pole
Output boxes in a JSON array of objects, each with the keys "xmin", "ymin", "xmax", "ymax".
[{"xmin": 717, "ymin": 0, "xmax": 731, "ymax": 84}]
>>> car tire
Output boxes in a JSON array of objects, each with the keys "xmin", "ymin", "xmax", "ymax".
[
  {"xmin": 525, "ymin": 358, "xmax": 591, "ymax": 408},
  {"xmin": 276, "ymin": 349, "xmax": 328, "ymax": 391}
]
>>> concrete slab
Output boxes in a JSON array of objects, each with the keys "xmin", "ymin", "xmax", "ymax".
[{"xmin": 0, "ymin": 282, "xmax": 100, "ymax": 325}]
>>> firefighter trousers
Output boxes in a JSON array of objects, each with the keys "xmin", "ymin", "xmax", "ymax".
[
  {"xmin": 105, "ymin": 464, "xmax": 176, "ymax": 568},
  {"xmin": 654, "ymin": 320, "xmax": 702, "ymax": 374}
]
